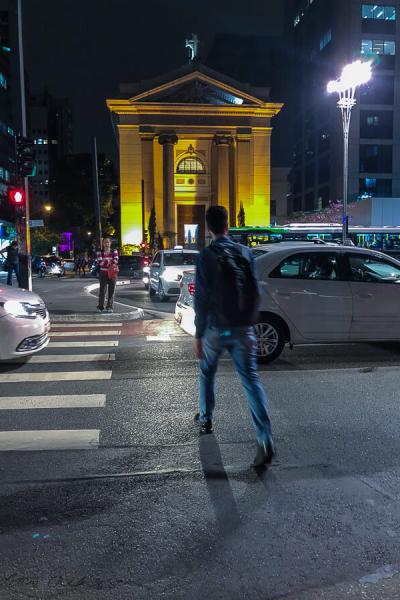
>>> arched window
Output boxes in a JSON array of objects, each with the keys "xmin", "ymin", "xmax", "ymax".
[{"xmin": 176, "ymin": 156, "xmax": 206, "ymax": 174}]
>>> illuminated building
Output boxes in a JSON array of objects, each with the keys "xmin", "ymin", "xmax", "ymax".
[{"xmin": 107, "ymin": 64, "xmax": 282, "ymax": 248}]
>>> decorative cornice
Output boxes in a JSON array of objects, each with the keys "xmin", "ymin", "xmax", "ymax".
[{"xmin": 107, "ymin": 100, "xmax": 283, "ymax": 119}]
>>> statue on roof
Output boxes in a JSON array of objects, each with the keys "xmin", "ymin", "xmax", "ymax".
[{"xmin": 185, "ymin": 34, "xmax": 199, "ymax": 63}]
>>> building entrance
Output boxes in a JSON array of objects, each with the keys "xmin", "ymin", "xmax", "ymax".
[{"xmin": 177, "ymin": 205, "xmax": 206, "ymax": 249}]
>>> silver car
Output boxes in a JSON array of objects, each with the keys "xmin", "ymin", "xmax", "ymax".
[
  {"xmin": 149, "ymin": 248, "xmax": 199, "ymax": 301},
  {"xmin": 0, "ymin": 285, "xmax": 50, "ymax": 360},
  {"xmin": 175, "ymin": 268, "xmax": 196, "ymax": 335}
]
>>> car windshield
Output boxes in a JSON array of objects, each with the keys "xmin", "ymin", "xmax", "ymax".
[{"xmin": 164, "ymin": 253, "xmax": 197, "ymax": 266}]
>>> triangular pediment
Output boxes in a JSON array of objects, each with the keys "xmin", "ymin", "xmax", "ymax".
[{"xmin": 127, "ymin": 68, "xmax": 267, "ymax": 106}]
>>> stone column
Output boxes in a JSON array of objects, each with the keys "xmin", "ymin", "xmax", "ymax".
[
  {"xmin": 236, "ymin": 128, "xmax": 252, "ymax": 225},
  {"xmin": 140, "ymin": 132, "xmax": 155, "ymax": 233},
  {"xmin": 215, "ymin": 134, "xmax": 233, "ymax": 222},
  {"xmin": 158, "ymin": 132, "xmax": 178, "ymax": 237}
]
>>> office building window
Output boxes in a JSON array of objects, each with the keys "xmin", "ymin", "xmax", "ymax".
[
  {"xmin": 320, "ymin": 30, "xmax": 332, "ymax": 51},
  {"xmin": 360, "ymin": 110, "xmax": 393, "ymax": 138},
  {"xmin": 360, "ymin": 75, "xmax": 394, "ymax": 104},
  {"xmin": 361, "ymin": 39, "xmax": 395, "ymax": 54},
  {"xmin": 359, "ymin": 144, "xmax": 392, "ymax": 173},
  {"xmin": 318, "ymin": 157, "xmax": 330, "ymax": 184},
  {"xmin": 305, "ymin": 192, "xmax": 315, "ymax": 211},
  {"xmin": 359, "ymin": 177, "xmax": 392, "ymax": 197},
  {"xmin": 362, "ymin": 5, "xmax": 396, "ymax": 20},
  {"xmin": 0, "ymin": 72, "xmax": 7, "ymax": 89}
]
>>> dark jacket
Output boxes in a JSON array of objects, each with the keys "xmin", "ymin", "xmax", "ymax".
[
  {"xmin": 194, "ymin": 236, "xmax": 255, "ymax": 339},
  {"xmin": 5, "ymin": 245, "xmax": 19, "ymax": 265}
]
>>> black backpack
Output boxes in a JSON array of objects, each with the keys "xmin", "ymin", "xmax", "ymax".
[{"xmin": 210, "ymin": 243, "xmax": 260, "ymax": 327}]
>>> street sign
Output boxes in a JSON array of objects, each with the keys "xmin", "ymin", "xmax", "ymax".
[{"xmin": 29, "ymin": 219, "xmax": 44, "ymax": 228}]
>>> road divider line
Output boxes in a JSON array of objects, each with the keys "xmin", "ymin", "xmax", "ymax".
[
  {"xmin": 0, "ymin": 429, "xmax": 100, "ymax": 451},
  {"xmin": 0, "ymin": 371, "xmax": 112, "ymax": 383},
  {"xmin": 51, "ymin": 323, "xmax": 122, "ymax": 329},
  {"xmin": 50, "ymin": 330, "xmax": 121, "ymax": 337},
  {"xmin": 48, "ymin": 341, "xmax": 119, "ymax": 348},
  {"xmin": 0, "ymin": 394, "xmax": 106, "ymax": 410},
  {"xmin": 25, "ymin": 353, "xmax": 115, "ymax": 363}
]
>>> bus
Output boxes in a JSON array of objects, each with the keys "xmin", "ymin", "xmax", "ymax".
[{"xmin": 228, "ymin": 224, "xmax": 400, "ymax": 259}]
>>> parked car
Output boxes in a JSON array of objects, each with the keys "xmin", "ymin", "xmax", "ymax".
[
  {"xmin": 175, "ymin": 242, "xmax": 400, "ymax": 362},
  {"xmin": 149, "ymin": 248, "xmax": 199, "ymax": 301},
  {"xmin": 174, "ymin": 268, "xmax": 196, "ymax": 335},
  {"xmin": 0, "ymin": 285, "xmax": 50, "ymax": 360}
]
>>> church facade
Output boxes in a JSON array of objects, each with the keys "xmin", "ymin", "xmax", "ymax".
[{"xmin": 107, "ymin": 64, "xmax": 282, "ymax": 249}]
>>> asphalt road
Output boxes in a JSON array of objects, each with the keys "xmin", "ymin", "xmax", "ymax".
[{"xmin": 2, "ymin": 280, "xmax": 400, "ymax": 598}]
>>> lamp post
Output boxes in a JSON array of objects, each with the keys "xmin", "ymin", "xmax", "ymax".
[{"xmin": 327, "ymin": 60, "xmax": 372, "ymax": 244}]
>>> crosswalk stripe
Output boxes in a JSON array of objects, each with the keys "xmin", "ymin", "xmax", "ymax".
[
  {"xmin": 0, "ymin": 371, "xmax": 112, "ymax": 383},
  {"xmin": 48, "ymin": 341, "xmax": 119, "ymax": 347},
  {"xmin": 51, "ymin": 323, "xmax": 122, "ymax": 329},
  {"xmin": 0, "ymin": 429, "xmax": 100, "ymax": 451},
  {"xmin": 24, "ymin": 353, "xmax": 115, "ymax": 363},
  {"xmin": 0, "ymin": 394, "xmax": 106, "ymax": 410},
  {"xmin": 146, "ymin": 335, "xmax": 171, "ymax": 342},
  {"xmin": 50, "ymin": 330, "xmax": 121, "ymax": 337}
]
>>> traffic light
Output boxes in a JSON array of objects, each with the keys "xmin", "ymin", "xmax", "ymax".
[
  {"xmin": 8, "ymin": 187, "xmax": 25, "ymax": 205},
  {"xmin": 16, "ymin": 136, "xmax": 36, "ymax": 178}
]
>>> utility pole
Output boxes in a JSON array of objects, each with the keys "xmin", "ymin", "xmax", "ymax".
[
  {"xmin": 92, "ymin": 136, "xmax": 102, "ymax": 249},
  {"xmin": 16, "ymin": 0, "xmax": 32, "ymax": 290}
]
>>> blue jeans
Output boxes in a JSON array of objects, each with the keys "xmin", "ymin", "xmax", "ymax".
[
  {"xmin": 7, "ymin": 263, "xmax": 20, "ymax": 286},
  {"xmin": 199, "ymin": 326, "xmax": 273, "ymax": 444}
]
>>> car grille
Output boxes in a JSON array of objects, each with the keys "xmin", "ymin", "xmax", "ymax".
[{"xmin": 30, "ymin": 304, "xmax": 47, "ymax": 318}]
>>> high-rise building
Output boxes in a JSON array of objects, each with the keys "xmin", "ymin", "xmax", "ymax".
[
  {"xmin": 0, "ymin": 1, "xmax": 16, "ymax": 222},
  {"xmin": 28, "ymin": 92, "xmax": 73, "ymax": 215},
  {"xmin": 285, "ymin": 0, "xmax": 399, "ymax": 214}
]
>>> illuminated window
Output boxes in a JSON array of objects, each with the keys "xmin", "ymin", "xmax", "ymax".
[
  {"xmin": 362, "ymin": 5, "xmax": 396, "ymax": 20},
  {"xmin": 0, "ymin": 72, "xmax": 7, "ymax": 89},
  {"xmin": 320, "ymin": 29, "xmax": 332, "ymax": 51},
  {"xmin": 361, "ymin": 39, "xmax": 395, "ymax": 54},
  {"xmin": 177, "ymin": 156, "xmax": 206, "ymax": 174}
]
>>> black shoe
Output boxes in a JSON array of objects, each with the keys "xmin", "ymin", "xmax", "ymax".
[
  {"xmin": 252, "ymin": 440, "xmax": 275, "ymax": 468},
  {"xmin": 194, "ymin": 412, "xmax": 213, "ymax": 434}
]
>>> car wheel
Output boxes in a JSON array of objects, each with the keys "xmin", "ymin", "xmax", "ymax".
[
  {"xmin": 158, "ymin": 281, "xmax": 169, "ymax": 302},
  {"xmin": 254, "ymin": 316, "xmax": 285, "ymax": 363},
  {"xmin": 149, "ymin": 284, "xmax": 156, "ymax": 297}
]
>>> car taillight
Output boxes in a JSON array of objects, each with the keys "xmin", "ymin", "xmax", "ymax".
[{"xmin": 188, "ymin": 282, "xmax": 195, "ymax": 296}]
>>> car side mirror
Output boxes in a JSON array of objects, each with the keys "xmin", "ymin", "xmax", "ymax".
[{"xmin": 152, "ymin": 262, "xmax": 160, "ymax": 268}]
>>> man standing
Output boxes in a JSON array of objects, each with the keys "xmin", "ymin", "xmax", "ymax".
[
  {"xmin": 0, "ymin": 240, "xmax": 21, "ymax": 287},
  {"xmin": 194, "ymin": 206, "xmax": 275, "ymax": 468}
]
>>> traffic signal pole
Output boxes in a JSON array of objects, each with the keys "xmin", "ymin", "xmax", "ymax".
[{"xmin": 16, "ymin": 0, "xmax": 31, "ymax": 290}]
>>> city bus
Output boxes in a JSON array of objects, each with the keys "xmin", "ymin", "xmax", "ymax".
[{"xmin": 228, "ymin": 225, "xmax": 400, "ymax": 259}]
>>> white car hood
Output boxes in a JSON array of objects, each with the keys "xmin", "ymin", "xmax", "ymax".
[
  {"xmin": 0, "ymin": 285, "xmax": 44, "ymax": 305},
  {"xmin": 163, "ymin": 266, "xmax": 194, "ymax": 278}
]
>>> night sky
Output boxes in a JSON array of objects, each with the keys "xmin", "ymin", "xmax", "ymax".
[{"xmin": 23, "ymin": 0, "xmax": 284, "ymax": 159}]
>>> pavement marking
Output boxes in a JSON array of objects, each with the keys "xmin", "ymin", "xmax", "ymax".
[
  {"xmin": 24, "ymin": 353, "xmax": 115, "ymax": 363},
  {"xmin": 0, "ymin": 371, "xmax": 112, "ymax": 383},
  {"xmin": 51, "ymin": 322, "xmax": 122, "ymax": 329},
  {"xmin": 48, "ymin": 340, "xmax": 119, "ymax": 347},
  {"xmin": 50, "ymin": 330, "xmax": 121, "ymax": 337},
  {"xmin": 0, "ymin": 429, "xmax": 100, "ymax": 451},
  {"xmin": 0, "ymin": 394, "xmax": 106, "ymax": 410},
  {"xmin": 146, "ymin": 335, "xmax": 172, "ymax": 342}
]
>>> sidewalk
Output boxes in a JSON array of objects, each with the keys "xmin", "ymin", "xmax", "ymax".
[{"xmin": 31, "ymin": 277, "xmax": 144, "ymax": 322}]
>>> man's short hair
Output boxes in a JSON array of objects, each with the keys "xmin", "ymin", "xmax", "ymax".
[{"xmin": 206, "ymin": 205, "xmax": 228, "ymax": 235}]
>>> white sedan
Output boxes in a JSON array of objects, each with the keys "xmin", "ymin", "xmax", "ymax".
[
  {"xmin": 175, "ymin": 242, "xmax": 400, "ymax": 362},
  {"xmin": 0, "ymin": 285, "xmax": 50, "ymax": 360}
]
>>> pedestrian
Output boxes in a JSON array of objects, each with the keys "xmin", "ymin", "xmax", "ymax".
[
  {"xmin": 0, "ymin": 240, "xmax": 21, "ymax": 287},
  {"xmin": 194, "ymin": 205, "xmax": 275, "ymax": 468},
  {"xmin": 96, "ymin": 238, "xmax": 119, "ymax": 313}
]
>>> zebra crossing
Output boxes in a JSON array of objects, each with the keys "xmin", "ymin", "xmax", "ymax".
[{"xmin": 0, "ymin": 320, "xmax": 119, "ymax": 452}]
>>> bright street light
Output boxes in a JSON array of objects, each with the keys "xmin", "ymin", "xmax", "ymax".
[
  {"xmin": 44, "ymin": 204, "xmax": 53, "ymax": 212},
  {"xmin": 327, "ymin": 60, "xmax": 372, "ymax": 244}
]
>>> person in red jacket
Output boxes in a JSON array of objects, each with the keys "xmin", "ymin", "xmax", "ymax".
[{"xmin": 96, "ymin": 238, "xmax": 119, "ymax": 313}]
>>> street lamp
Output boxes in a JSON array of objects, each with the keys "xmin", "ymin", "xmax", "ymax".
[
  {"xmin": 44, "ymin": 204, "xmax": 53, "ymax": 213},
  {"xmin": 327, "ymin": 60, "xmax": 372, "ymax": 243}
]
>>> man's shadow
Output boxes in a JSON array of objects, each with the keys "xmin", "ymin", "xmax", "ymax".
[{"xmin": 199, "ymin": 434, "xmax": 241, "ymax": 536}]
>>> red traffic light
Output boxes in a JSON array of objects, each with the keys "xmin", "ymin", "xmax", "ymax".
[{"xmin": 8, "ymin": 188, "xmax": 25, "ymax": 205}]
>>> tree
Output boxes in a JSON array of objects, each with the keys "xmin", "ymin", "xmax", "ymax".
[
  {"xmin": 30, "ymin": 227, "xmax": 60, "ymax": 256},
  {"xmin": 237, "ymin": 203, "xmax": 246, "ymax": 227},
  {"xmin": 148, "ymin": 204, "xmax": 156, "ymax": 251},
  {"xmin": 284, "ymin": 200, "xmax": 344, "ymax": 224}
]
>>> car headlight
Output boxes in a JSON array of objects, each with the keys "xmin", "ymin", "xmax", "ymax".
[{"xmin": 3, "ymin": 300, "xmax": 37, "ymax": 319}]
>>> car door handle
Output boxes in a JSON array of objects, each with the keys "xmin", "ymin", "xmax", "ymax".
[{"xmin": 357, "ymin": 292, "xmax": 373, "ymax": 299}]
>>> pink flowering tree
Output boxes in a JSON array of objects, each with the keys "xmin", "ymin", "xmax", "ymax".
[{"xmin": 283, "ymin": 200, "xmax": 344, "ymax": 224}]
